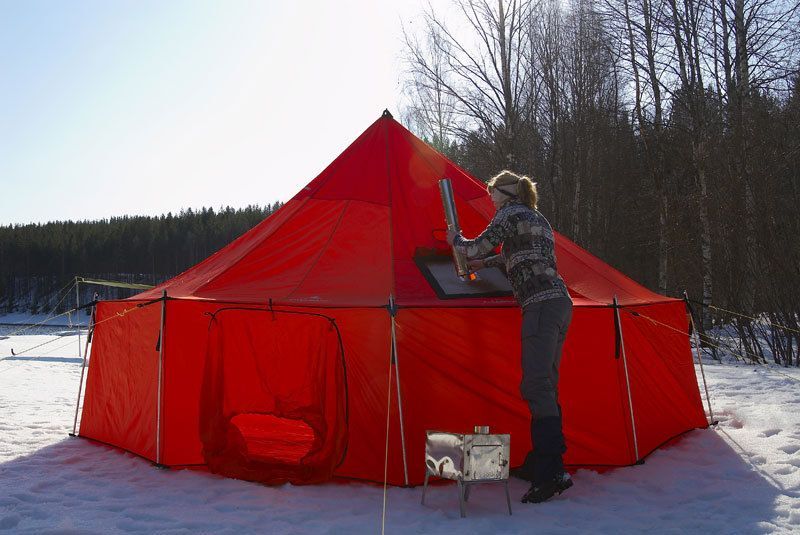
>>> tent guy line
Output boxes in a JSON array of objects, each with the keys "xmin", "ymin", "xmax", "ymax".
[{"xmin": 686, "ymin": 297, "xmax": 800, "ymax": 336}]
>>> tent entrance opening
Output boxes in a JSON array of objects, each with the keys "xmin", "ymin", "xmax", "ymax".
[{"xmin": 200, "ymin": 308, "xmax": 348, "ymax": 484}]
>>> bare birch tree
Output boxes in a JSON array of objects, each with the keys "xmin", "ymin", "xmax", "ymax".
[{"xmin": 404, "ymin": 0, "xmax": 534, "ymax": 171}]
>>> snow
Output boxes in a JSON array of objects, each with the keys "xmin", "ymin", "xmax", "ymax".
[{"xmin": 1, "ymin": 332, "xmax": 799, "ymax": 534}]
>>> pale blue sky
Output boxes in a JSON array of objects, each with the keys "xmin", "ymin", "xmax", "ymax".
[{"xmin": 0, "ymin": 0, "xmax": 428, "ymax": 225}]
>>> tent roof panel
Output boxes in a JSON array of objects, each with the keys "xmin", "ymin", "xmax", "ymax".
[{"xmin": 134, "ymin": 113, "xmax": 672, "ymax": 307}]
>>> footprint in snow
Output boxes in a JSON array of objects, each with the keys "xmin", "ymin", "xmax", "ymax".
[
  {"xmin": 761, "ymin": 428, "xmax": 781, "ymax": 437},
  {"xmin": 779, "ymin": 444, "xmax": 800, "ymax": 455},
  {"xmin": 9, "ymin": 493, "xmax": 39, "ymax": 504},
  {"xmin": 727, "ymin": 418, "xmax": 745, "ymax": 429},
  {"xmin": 104, "ymin": 505, "xmax": 127, "ymax": 513},
  {"xmin": 28, "ymin": 481, "xmax": 51, "ymax": 493},
  {"xmin": 0, "ymin": 515, "xmax": 20, "ymax": 530}
]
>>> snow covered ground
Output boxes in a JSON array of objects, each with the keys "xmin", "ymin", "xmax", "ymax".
[
  {"xmin": 1, "ymin": 331, "xmax": 798, "ymax": 534},
  {"xmin": 0, "ymin": 311, "xmax": 89, "ymax": 328}
]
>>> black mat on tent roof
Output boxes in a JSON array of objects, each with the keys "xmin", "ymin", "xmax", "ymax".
[{"xmin": 415, "ymin": 253, "xmax": 513, "ymax": 300}]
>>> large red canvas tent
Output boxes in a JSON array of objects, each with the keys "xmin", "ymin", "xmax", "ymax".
[{"xmin": 78, "ymin": 111, "xmax": 709, "ymax": 486}]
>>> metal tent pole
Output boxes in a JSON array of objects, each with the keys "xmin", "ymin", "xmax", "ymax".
[
  {"xmin": 380, "ymin": 320, "xmax": 394, "ymax": 535},
  {"xmin": 70, "ymin": 303, "xmax": 95, "ymax": 437},
  {"xmin": 614, "ymin": 295, "xmax": 640, "ymax": 462},
  {"xmin": 156, "ymin": 290, "xmax": 167, "ymax": 466},
  {"xmin": 684, "ymin": 291, "xmax": 716, "ymax": 425},
  {"xmin": 389, "ymin": 295, "xmax": 409, "ymax": 486},
  {"xmin": 75, "ymin": 278, "xmax": 82, "ymax": 359}
]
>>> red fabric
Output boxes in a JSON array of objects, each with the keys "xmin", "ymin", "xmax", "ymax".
[
  {"xmin": 229, "ymin": 414, "xmax": 315, "ymax": 464},
  {"xmin": 80, "ymin": 301, "xmax": 162, "ymax": 460},
  {"xmin": 198, "ymin": 308, "xmax": 346, "ymax": 484},
  {"xmin": 133, "ymin": 115, "xmax": 665, "ymax": 307},
  {"xmin": 79, "ymin": 114, "xmax": 708, "ymax": 486},
  {"xmin": 619, "ymin": 304, "xmax": 708, "ymax": 456},
  {"xmin": 395, "ymin": 306, "xmax": 635, "ymax": 480}
]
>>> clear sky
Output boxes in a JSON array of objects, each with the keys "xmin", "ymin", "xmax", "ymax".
[{"xmin": 0, "ymin": 0, "xmax": 429, "ymax": 225}]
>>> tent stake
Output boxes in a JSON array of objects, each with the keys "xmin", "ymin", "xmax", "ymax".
[
  {"xmin": 614, "ymin": 296, "xmax": 640, "ymax": 462},
  {"xmin": 684, "ymin": 291, "xmax": 716, "ymax": 426},
  {"xmin": 156, "ymin": 290, "xmax": 167, "ymax": 466},
  {"xmin": 389, "ymin": 295, "xmax": 409, "ymax": 486},
  {"xmin": 70, "ymin": 303, "xmax": 95, "ymax": 437}
]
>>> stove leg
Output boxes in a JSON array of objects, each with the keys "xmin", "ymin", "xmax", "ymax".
[
  {"xmin": 457, "ymin": 479, "xmax": 467, "ymax": 518},
  {"xmin": 504, "ymin": 480, "xmax": 513, "ymax": 515},
  {"xmin": 421, "ymin": 471, "xmax": 430, "ymax": 505},
  {"xmin": 464, "ymin": 483, "xmax": 471, "ymax": 502}
]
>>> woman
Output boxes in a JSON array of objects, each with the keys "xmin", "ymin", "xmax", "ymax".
[{"xmin": 446, "ymin": 170, "xmax": 573, "ymax": 504}]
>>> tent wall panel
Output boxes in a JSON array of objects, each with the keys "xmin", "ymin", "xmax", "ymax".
[
  {"xmin": 396, "ymin": 306, "xmax": 634, "ymax": 485},
  {"xmin": 80, "ymin": 300, "xmax": 162, "ymax": 461},
  {"xmin": 160, "ymin": 299, "xmax": 213, "ymax": 466},
  {"xmin": 619, "ymin": 301, "xmax": 708, "ymax": 459},
  {"xmin": 564, "ymin": 307, "xmax": 637, "ymax": 466},
  {"xmin": 321, "ymin": 308, "xmax": 404, "ymax": 484}
]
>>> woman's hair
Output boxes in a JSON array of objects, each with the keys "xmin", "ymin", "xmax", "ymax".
[{"xmin": 487, "ymin": 170, "xmax": 538, "ymax": 209}]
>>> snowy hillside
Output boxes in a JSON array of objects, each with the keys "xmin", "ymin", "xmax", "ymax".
[{"xmin": 0, "ymin": 331, "xmax": 798, "ymax": 534}]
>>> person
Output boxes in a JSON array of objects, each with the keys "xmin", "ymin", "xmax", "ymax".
[{"xmin": 446, "ymin": 169, "xmax": 574, "ymax": 504}]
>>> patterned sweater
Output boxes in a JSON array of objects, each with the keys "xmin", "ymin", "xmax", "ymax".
[{"xmin": 453, "ymin": 200, "xmax": 570, "ymax": 307}]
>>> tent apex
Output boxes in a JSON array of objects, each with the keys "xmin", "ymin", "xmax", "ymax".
[{"xmin": 381, "ymin": 109, "xmax": 393, "ymax": 119}]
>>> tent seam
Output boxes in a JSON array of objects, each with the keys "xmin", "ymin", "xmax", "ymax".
[
  {"xmin": 384, "ymin": 117, "xmax": 397, "ymax": 299},
  {"xmin": 396, "ymin": 125, "xmax": 488, "ymax": 197},
  {"xmin": 192, "ymin": 196, "xmax": 312, "ymax": 295},
  {"xmin": 164, "ymin": 117, "xmax": 377, "ymax": 299},
  {"xmin": 286, "ymin": 201, "xmax": 352, "ymax": 299}
]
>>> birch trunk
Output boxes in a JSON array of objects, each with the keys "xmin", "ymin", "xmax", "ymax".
[{"xmin": 693, "ymin": 140, "xmax": 714, "ymax": 332}]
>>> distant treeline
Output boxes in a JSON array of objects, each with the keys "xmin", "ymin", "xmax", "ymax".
[{"xmin": 0, "ymin": 204, "xmax": 281, "ymax": 314}]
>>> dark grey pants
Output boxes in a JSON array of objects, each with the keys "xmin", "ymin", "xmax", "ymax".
[
  {"xmin": 520, "ymin": 297, "xmax": 572, "ymax": 414},
  {"xmin": 519, "ymin": 296, "xmax": 573, "ymax": 484}
]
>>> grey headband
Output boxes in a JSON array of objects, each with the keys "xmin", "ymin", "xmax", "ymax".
[{"xmin": 495, "ymin": 186, "xmax": 517, "ymax": 198}]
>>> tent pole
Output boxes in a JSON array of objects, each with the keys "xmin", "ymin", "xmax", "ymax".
[
  {"xmin": 614, "ymin": 295, "xmax": 640, "ymax": 462},
  {"xmin": 381, "ymin": 318, "xmax": 394, "ymax": 534},
  {"xmin": 70, "ymin": 302, "xmax": 95, "ymax": 437},
  {"xmin": 684, "ymin": 291, "xmax": 716, "ymax": 426},
  {"xmin": 389, "ymin": 295, "xmax": 409, "ymax": 486},
  {"xmin": 75, "ymin": 277, "xmax": 82, "ymax": 359},
  {"xmin": 156, "ymin": 290, "xmax": 167, "ymax": 466}
]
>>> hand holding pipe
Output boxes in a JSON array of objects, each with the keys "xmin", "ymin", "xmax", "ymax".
[{"xmin": 439, "ymin": 178, "xmax": 471, "ymax": 278}]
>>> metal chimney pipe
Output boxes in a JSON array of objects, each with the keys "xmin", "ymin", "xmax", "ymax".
[{"xmin": 439, "ymin": 178, "xmax": 470, "ymax": 278}]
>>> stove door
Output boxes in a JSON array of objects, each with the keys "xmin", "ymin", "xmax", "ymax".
[{"xmin": 465, "ymin": 434, "xmax": 510, "ymax": 481}]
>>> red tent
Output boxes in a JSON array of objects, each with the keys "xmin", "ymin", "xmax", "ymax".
[{"xmin": 78, "ymin": 111, "xmax": 708, "ymax": 486}]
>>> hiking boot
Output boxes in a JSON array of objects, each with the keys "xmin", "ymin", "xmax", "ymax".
[
  {"xmin": 521, "ymin": 472, "xmax": 573, "ymax": 504},
  {"xmin": 556, "ymin": 472, "xmax": 573, "ymax": 493},
  {"xmin": 510, "ymin": 464, "xmax": 534, "ymax": 482}
]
